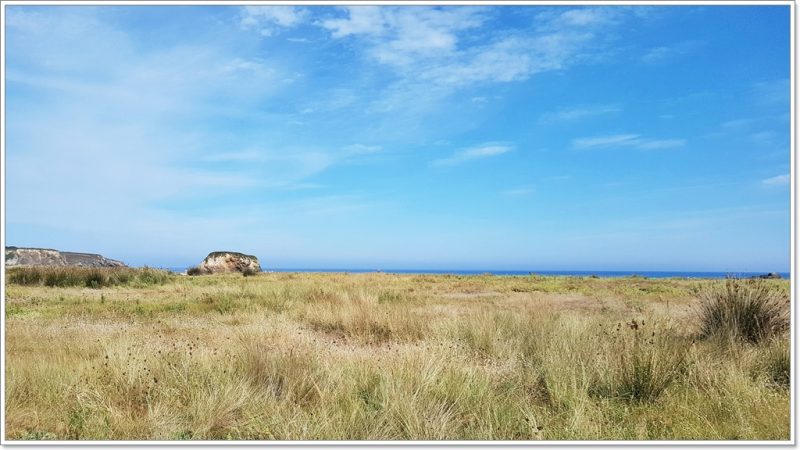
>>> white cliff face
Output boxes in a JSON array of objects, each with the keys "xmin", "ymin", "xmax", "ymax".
[
  {"xmin": 5, "ymin": 247, "xmax": 127, "ymax": 267},
  {"xmin": 196, "ymin": 252, "xmax": 261, "ymax": 274},
  {"xmin": 5, "ymin": 248, "xmax": 67, "ymax": 266}
]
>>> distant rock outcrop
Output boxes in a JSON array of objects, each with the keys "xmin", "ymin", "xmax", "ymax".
[
  {"xmin": 192, "ymin": 251, "xmax": 261, "ymax": 275},
  {"xmin": 5, "ymin": 246, "xmax": 127, "ymax": 267},
  {"xmin": 753, "ymin": 272, "xmax": 783, "ymax": 280}
]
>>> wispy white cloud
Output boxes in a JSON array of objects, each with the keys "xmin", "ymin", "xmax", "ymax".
[
  {"xmin": 201, "ymin": 150, "xmax": 265, "ymax": 163},
  {"xmin": 321, "ymin": 6, "xmax": 638, "ymax": 90},
  {"xmin": 572, "ymin": 134, "xmax": 641, "ymax": 148},
  {"xmin": 371, "ymin": 16, "xmax": 479, "ymax": 66},
  {"xmin": 322, "ymin": 6, "xmax": 485, "ymax": 65},
  {"xmin": 750, "ymin": 131, "xmax": 780, "ymax": 146},
  {"xmin": 636, "ymin": 139, "xmax": 687, "ymax": 150},
  {"xmin": 753, "ymin": 79, "xmax": 789, "ymax": 109},
  {"xmin": 716, "ymin": 115, "xmax": 789, "ymax": 133},
  {"xmin": 304, "ymin": 6, "xmax": 648, "ymax": 143},
  {"xmin": 241, "ymin": 6, "xmax": 308, "ymax": 36},
  {"xmin": 642, "ymin": 41, "xmax": 698, "ymax": 64},
  {"xmin": 711, "ymin": 112, "xmax": 789, "ymax": 157},
  {"xmin": 432, "ymin": 144, "xmax": 512, "ymax": 167},
  {"xmin": 535, "ymin": 7, "xmax": 626, "ymax": 31},
  {"xmin": 279, "ymin": 183, "xmax": 325, "ymax": 191},
  {"xmin": 418, "ymin": 36, "xmax": 550, "ymax": 87},
  {"xmin": 721, "ymin": 117, "xmax": 759, "ymax": 130},
  {"xmin": 539, "ymin": 104, "xmax": 621, "ymax": 123},
  {"xmin": 502, "ymin": 186, "xmax": 534, "ymax": 196},
  {"xmin": 762, "ymin": 174, "xmax": 790, "ymax": 187},
  {"xmin": 196, "ymin": 145, "xmax": 381, "ymax": 183},
  {"xmin": 572, "ymin": 134, "xmax": 686, "ymax": 150},
  {"xmin": 6, "ymin": 6, "xmax": 391, "ymax": 257},
  {"xmin": 342, "ymin": 144, "xmax": 382, "ymax": 155},
  {"xmin": 321, "ymin": 6, "xmax": 388, "ymax": 38}
]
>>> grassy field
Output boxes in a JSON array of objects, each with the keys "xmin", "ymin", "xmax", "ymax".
[{"xmin": 3, "ymin": 268, "xmax": 791, "ymax": 441}]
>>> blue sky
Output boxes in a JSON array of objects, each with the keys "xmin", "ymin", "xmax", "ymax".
[{"xmin": 4, "ymin": 4, "xmax": 791, "ymax": 271}]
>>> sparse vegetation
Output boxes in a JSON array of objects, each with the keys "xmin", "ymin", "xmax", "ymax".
[{"xmin": 4, "ymin": 273, "xmax": 790, "ymax": 440}]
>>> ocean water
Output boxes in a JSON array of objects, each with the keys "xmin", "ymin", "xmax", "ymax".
[{"xmin": 163, "ymin": 267, "xmax": 790, "ymax": 279}]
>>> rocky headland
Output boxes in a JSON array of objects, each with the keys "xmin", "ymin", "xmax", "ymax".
[{"xmin": 5, "ymin": 246, "xmax": 127, "ymax": 268}]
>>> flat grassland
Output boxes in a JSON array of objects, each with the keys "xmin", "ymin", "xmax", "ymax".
[{"xmin": 4, "ymin": 269, "xmax": 791, "ymax": 440}]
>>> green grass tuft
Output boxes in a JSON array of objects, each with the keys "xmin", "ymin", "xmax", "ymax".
[{"xmin": 591, "ymin": 320, "xmax": 689, "ymax": 403}]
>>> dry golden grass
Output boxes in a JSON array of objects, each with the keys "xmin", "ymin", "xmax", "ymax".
[{"xmin": 4, "ymin": 271, "xmax": 791, "ymax": 440}]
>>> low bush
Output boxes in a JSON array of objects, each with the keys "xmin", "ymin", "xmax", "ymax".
[
  {"xmin": 241, "ymin": 267, "xmax": 259, "ymax": 277},
  {"xmin": 136, "ymin": 267, "xmax": 170, "ymax": 285}
]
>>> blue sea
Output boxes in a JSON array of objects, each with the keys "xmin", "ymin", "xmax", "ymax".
[{"xmin": 163, "ymin": 267, "xmax": 789, "ymax": 279}]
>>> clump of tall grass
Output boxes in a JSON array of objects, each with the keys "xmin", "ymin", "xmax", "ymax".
[
  {"xmin": 697, "ymin": 278, "xmax": 789, "ymax": 344},
  {"xmin": 591, "ymin": 320, "xmax": 689, "ymax": 403},
  {"xmin": 755, "ymin": 338, "xmax": 791, "ymax": 388},
  {"xmin": 236, "ymin": 338, "xmax": 324, "ymax": 406},
  {"xmin": 7, "ymin": 266, "xmax": 170, "ymax": 288},
  {"xmin": 451, "ymin": 310, "xmax": 532, "ymax": 361}
]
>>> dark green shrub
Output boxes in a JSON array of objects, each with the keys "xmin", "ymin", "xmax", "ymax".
[
  {"xmin": 84, "ymin": 269, "xmax": 107, "ymax": 289},
  {"xmin": 7, "ymin": 267, "xmax": 43, "ymax": 285},
  {"xmin": 44, "ymin": 269, "xmax": 81, "ymax": 287}
]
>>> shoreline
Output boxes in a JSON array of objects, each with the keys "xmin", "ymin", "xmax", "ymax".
[{"xmin": 156, "ymin": 267, "xmax": 791, "ymax": 280}]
